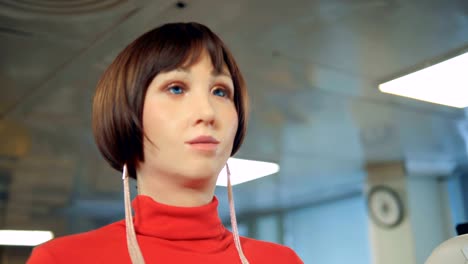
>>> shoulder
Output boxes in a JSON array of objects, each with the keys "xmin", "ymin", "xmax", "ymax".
[
  {"xmin": 39, "ymin": 220, "xmax": 124, "ymax": 250},
  {"xmin": 27, "ymin": 220, "xmax": 126, "ymax": 264},
  {"xmin": 240, "ymin": 236, "xmax": 303, "ymax": 263}
]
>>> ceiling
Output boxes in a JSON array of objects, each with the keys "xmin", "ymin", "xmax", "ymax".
[{"xmin": 1, "ymin": 0, "xmax": 468, "ymax": 235}]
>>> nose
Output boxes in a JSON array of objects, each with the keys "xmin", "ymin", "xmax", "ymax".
[{"xmin": 192, "ymin": 91, "xmax": 216, "ymax": 127}]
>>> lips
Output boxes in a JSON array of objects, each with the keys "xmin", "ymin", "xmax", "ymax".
[
  {"xmin": 186, "ymin": 135, "xmax": 219, "ymax": 152},
  {"xmin": 186, "ymin": 135, "xmax": 219, "ymax": 144}
]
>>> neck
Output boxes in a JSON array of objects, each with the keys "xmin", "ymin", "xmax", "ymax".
[{"xmin": 136, "ymin": 171, "xmax": 217, "ymax": 207}]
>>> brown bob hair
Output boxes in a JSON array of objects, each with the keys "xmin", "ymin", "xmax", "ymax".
[{"xmin": 92, "ymin": 22, "xmax": 249, "ymax": 179}]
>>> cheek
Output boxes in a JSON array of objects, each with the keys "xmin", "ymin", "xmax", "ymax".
[
  {"xmin": 142, "ymin": 102, "xmax": 155, "ymax": 137},
  {"xmin": 227, "ymin": 109, "xmax": 239, "ymax": 140},
  {"xmin": 142, "ymin": 100, "xmax": 166, "ymax": 141},
  {"xmin": 142, "ymin": 99, "xmax": 182, "ymax": 146}
]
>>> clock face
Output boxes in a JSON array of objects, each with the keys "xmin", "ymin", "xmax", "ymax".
[{"xmin": 367, "ymin": 186, "xmax": 404, "ymax": 228}]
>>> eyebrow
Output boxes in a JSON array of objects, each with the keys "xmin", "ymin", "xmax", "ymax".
[{"xmin": 175, "ymin": 67, "xmax": 232, "ymax": 79}]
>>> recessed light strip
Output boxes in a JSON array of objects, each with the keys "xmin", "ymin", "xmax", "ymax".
[
  {"xmin": 0, "ymin": 230, "xmax": 54, "ymax": 246},
  {"xmin": 379, "ymin": 51, "xmax": 468, "ymax": 108}
]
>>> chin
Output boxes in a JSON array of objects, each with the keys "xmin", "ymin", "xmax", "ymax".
[
  {"xmin": 185, "ymin": 168, "xmax": 217, "ymax": 180},
  {"xmin": 180, "ymin": 172, "xmax": 217, "ymax": 189},
  {"xmin": 191, "ymin": 156, "xmax": 224, "ymax": 171},
  {"xmin": 182, "ymin": 163, "xmax": 220, "ymax": 180}
]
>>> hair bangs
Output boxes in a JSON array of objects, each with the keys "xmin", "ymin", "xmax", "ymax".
[{"xmin": 151, "ymin": 27, "xmax": 229, "ymax": 77}]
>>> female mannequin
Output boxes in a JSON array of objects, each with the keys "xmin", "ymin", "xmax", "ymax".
[{"xmin": 27, "ymin": 22, "xmax": 303, "ymax": 264}]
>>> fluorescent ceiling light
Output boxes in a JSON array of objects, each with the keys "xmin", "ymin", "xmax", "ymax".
[
  {"xmin": 0, "ymin": 230, "xmax": 54, "ymax": 246},
  {"xmin": 379, "ymin": 51, "xmax": 468, "ymax": 108},
  {"xmin": 216, "ymin": 158, "xmax": 280, "ymax": 186}
]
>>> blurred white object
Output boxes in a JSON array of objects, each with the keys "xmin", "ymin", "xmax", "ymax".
[
  {"xmin": 216, "ymin": 158, "xmax": 280, "ymax": 186},
  {"xmin": 0, "ymin": 230, "xmax": 54, "ymax": 246},
  {"xmin": 425, "ymin": 234, "xmax": 468, "ymax": 264}
]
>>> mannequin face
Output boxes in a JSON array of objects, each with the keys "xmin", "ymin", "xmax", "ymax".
[{"xmin": 139, "ymin": 51, "xmax": 238, "ymax": 185}]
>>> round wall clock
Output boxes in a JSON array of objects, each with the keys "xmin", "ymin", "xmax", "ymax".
[{"xmin": 367, "ymin": 185, "xmax": 404, "ymax": 228}]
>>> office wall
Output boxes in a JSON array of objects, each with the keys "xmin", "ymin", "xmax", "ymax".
[
  {"xmin": 407, "ymin": 178, "xmax": 452, "ymax": 264},
  {"xmin": 281, "ymin": 195, "xmax": 371, "ymax": 264}
]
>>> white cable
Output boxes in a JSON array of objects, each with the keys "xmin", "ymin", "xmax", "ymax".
[
  {"xmin": 123, "ymin": 164, "xmax": 146, "ymax": 264},
  {"xmin": 227, "ymin": 163, "xmax": 250, "ymax": 264}
]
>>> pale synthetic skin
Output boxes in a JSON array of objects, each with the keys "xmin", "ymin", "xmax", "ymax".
[{"xmin": 136, "ymin": 51, "xmax": 239, "ymax": 207}]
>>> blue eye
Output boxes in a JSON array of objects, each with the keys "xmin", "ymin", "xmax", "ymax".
[
  {"xmin": 213, "ymin": 87, "xmax": 228, "ymax": 98},
  {"xmin": 168, "ymin": 85, "xmax": 184, "ymax": 95}
]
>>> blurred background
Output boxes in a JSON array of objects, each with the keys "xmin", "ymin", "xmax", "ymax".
[{"xmin": 1, "ymin": 0, "xmax": 468, "ymax": 263}]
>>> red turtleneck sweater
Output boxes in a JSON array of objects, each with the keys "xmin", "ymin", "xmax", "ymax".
[{"xmin": 27, "ymin": 195, "xmax": 303, "ymax": 263}]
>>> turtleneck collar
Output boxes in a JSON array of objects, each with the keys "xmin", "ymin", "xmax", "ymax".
[{"xmin": 131, "ymin": 194, "xmax": 230, "ymax": 249}]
